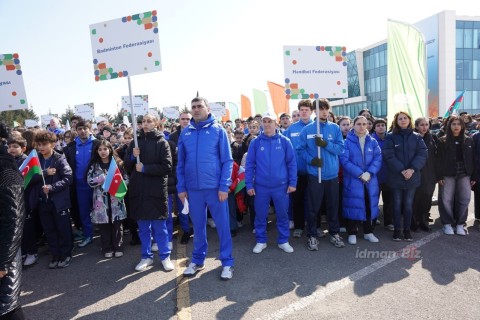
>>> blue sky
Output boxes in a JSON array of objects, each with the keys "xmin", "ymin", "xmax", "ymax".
[{"xmin": 0, "ymin": 0, "xmax": 477, "ymax": 118}]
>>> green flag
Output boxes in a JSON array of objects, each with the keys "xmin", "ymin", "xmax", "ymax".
[
  {"xmin": 387, "ymin": 20, "xmax": 427, "ymax": 122},
  {"xmin": 228, "ymin": 102, "xmax": 239, "ymax": 120},
  {"xmin": 253, "ymin": 89, "xmax": 268, "ymax": 115}
]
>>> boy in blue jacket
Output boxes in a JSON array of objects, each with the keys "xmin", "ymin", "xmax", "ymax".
[
  {"xmin": 298, "ymin": 99, "xmax": 345, "ymax": 250},
  {"xmin": 246, "ymin": 112, "xmax": 297, "ymax": 254}
]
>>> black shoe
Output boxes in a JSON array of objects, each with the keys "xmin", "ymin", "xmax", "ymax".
[
  {"xmin": 230, "ymin": 230, "xmax": 237, "ymax": 237},
  {"xmin": 180, "ymin": 231, "xmax": 192, "ymax": 244},
  {"xmin": 393, "ymin": 230, "xmax": 402, "ymax": 241},
  {"xmin": 419, "ymin": 223, "xmax": 431, "ymax": 232},
  {"xmin": 404, "ymin": 231, "xmax": 413, "ymax": 242}
]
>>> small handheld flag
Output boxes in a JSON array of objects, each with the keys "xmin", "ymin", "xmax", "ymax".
[
  {"xmin": 18, "ymin": 149, "xmax": 42, "ymax": 188},
  {"xmin": 102, "ymin": 158, "xmax": 127, "ymax": 199},
  {"xmin": 234, "ymin": 166, "xmax": 245, "ymax": 195},
  {"xmin": 444, "ymin": 90, "xmax": 465, "ymax": 118}
]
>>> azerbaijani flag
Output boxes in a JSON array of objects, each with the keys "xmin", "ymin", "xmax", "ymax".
[
  {"xmin": 18, "ymin": 149, "xmax": 42, "ymax": 188},
  {"xmin": 234, "ymin": 166, "xmax": 245, "ymax": 194},
  {"xmin": 102, "ymin": 158, "xmax": 127, "ymax": 199},
  {"xmin": 443, "ymin": 90, "xmax": 465, "ymax": 118}
]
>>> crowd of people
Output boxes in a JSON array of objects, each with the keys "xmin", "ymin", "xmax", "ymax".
[{"xmin": 1, "ymin": 96, "xmax": 480, "ymax": 318}]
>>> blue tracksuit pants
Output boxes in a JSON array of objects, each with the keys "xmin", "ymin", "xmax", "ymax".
[
  {"xmin": 188, "ymin": 189, "xmax": 234, "ymax": 267},
  {"xmin": 138, "ymin": 219, "xmax": 170, "ymax": 260},
  {"xmin": 253, "ymin": 184, "xmax": 290, "ymax": 244}
]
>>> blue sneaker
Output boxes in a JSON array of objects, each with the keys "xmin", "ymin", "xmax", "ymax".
[{"xmin": 78, "ymin": 237, "xmax": 92, "ymax": 248}]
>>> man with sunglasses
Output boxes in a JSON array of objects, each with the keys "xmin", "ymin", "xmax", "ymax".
[{"xmin": 177, "ymin": 97, "xmax": 234, "ymax": 281}]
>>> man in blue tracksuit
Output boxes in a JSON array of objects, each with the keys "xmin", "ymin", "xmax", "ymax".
[
  {"xmin": 298, "ymin": 99, "xmax": 345, "ymax": 250},
  {"xmin": 283, "ymin": 100, "xmax": 314, "ymax": 237},
  {"xmin": 246, "ymin": 112, "xmax": 297, "ymax": 254},
  {"xmin": 177, "ymin": 97, "xmax": 234, "ymax": 281}
]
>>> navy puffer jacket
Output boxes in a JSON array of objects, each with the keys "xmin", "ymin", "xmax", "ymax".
[{"xmin": 383, "ymin": 128, "xmax": 428, "ymax": 189}]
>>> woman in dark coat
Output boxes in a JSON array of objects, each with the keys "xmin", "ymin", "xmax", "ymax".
[
  {"xmin": 0, "ymin": 122, "xmax": 26, "ymax": 320},
  {"xmin": 340, "ymin": 116, "xmax": 382, "ymax": 245},
  {"xmin": 436, "ymin": 115, "xmax": 476, "ymax": 236},
  {"xmin": 124, "ymin": 114, "xmax": 173, "ymax": 272},
  {"xmin": 412, "ymin": 117, "xmax": 437, "ymax": 232},
  {"xmin": 383, "ymin": 111, "xmax": 427, "ymax": 242}
]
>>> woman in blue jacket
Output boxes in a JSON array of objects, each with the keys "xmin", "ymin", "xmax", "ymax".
[
  {"xmin": 383, "ymin": 112, "xmax": 427, "ymax": 242},
  {"xmin": 340, "ymin": 116, "xmax": 382, "ymax": 245}
]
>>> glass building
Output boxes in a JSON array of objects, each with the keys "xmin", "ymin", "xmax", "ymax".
[{"xmin": 330, "ymin": 10, "xmax": 480, "ymax": 120}]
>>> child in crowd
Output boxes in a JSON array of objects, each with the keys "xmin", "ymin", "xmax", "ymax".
[
  {"xmin": 87, "ymin": 140, "xmax": 128, "ymax": 258},
  {"xmin": 7, "ymin": 137, "xmax": 27, "ymax": 167},
  {"xmin": 33, "ymin": 130, "xmax": 73, "ymax": 268}
]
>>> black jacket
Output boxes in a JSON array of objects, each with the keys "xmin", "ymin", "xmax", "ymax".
[
  {"xmin": 436, "ymin": 135, "xmax": 476, "ymax": 181},
  {"xmin": 417, "ymin": 132, "xmax": 438, "ymax": 194},
  {"xmin": 124, "ymin": 130, "xmax": 172, "ymax": 220},
  {"xmin": 167, "ymin": 139, "xmax": 178, "ymax": 195},
  {"xmin": 0, "ymin": 150, "xmax": 25, "ymax": 316}
]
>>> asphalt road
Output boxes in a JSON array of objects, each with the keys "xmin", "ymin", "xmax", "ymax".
[{"xmin": 19, "ymin": 192, "xmax": 480, "ymax": 320}]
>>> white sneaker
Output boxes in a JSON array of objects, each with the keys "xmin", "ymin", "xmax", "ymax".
[
  {"xmin": 252, "ymin": 243, "xmax": 267, "ymax": 254},
  {"xmin": 151, "ymin": 243, "xmax": 159, "ymax": 252},
  {"xmin": 348, "ymin": 235, "xmax": 357, "ymax": 245},
  {"xmin": 167, "ymin": 242, "xmax": 173, "ymax": 251},
  {"xmin": 289, "ymin": 220, "xmax": 294, "ymax": 230},
  {"xmin": 183, "ymin": 262, "xmax": 205, "ymax": 277},
  {"xmin": 220, "ymin": 266, "xmax": 234, "ymax": 280},
  {"xmin": 456, "ymin": 225, "xmax": 466, "ymax": 236},
  {"xmin": 317, "ymin": 228, "xmax": 325, "ymax": 238},
  {"xmin": 443, "ymin": 224, "xmax": 454, "ymax": 235},
  {"xmin": 104, "ymin": 252, "xmax": 113, "ymax": 258},
  {"xmin": 23, "ymin": 254, "xmax": 38, "ymax": 266},
  {"xmin": 135, "ymin": 258, "xmax": 153, "ymax": 271},
  {"xmin": 339, "ymin": 227, "xmax": 347, "ymax": 233},
  {"xmin": 207, "ymin": 218, "xmax": 216, "ymax": 228},
  {"xmin": 278, "ymin": 242, "xmax": 294, "ymax": 253},
  {"xmin": 161, "ymin": 257, "xmax": 174, "ymax": 271},
  {"xmin": 237, "ymin": 221, "xmax": 243, "ymax": 228},
  {"xmin": 364, "ymin": 233, "xmax": 379, "ymax": 243}
]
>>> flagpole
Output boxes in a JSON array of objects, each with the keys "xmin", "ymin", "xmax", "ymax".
[
  {"xmin": 315, "ymin": 99, "xmax": 322, "ymax": 183},
  {"xmin": 128, "ymin": 76, "xmax": 140, "ymax": 164}
]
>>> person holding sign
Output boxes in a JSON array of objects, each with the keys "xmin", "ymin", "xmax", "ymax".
[
  {"xmin": 177, "ymin": 97, "xmax": 234, "ymax": 281},
  {"xmin": 298, "ymin": 99, "xmax": 345, "ymax": 251},
  {"xmin": 124, "ymin": 113, "xmax": 173, "ymax": 272}
]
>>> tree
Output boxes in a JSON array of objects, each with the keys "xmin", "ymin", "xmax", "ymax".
[
  {"xmin": 98, "ymin": 113, "xmax": 115, "ymax": 124},
  {"xmin": 0, "ymin": 108, "xmax": 39, "ymax": 127},
  {"xmin": 60, "ymin": 105, "xmax": 75, "ymax": 125}
]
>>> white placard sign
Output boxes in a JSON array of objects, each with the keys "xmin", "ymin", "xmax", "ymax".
[
  {"xmin": 75, "ymin": 103, "xmax": 95, "ymax": 121},
  {"xmin": 162, "ymin": 106, "xmax": 179, "ymax": 119},
  {"xmin": 209, "ymin": 102, "xmax": 226, "ymax": 119},
  {"xmin": 283, "ymin": 46, "xmax": 348, "ymax": 99},
  {"xmin": 121, "ymin": 95, "xmax": 148, "ymax": 116},
  {"xmin": 41, "ymin": 115, "xmax": 54, "ymax": 127},
  {"xmin": 0, "ymin": 53, "xmax": 28, "ymax": 111},
  {"xmin": 90, "ymin": 10, "xmax": 161, "ymax": 81},
  {"xmin": 25, "ymin": 119, "xmax": 39, "ymax": 128}
]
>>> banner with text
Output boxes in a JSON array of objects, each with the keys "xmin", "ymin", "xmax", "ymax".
[
  {"xmin": 0, "ymin": 53, "xmax": 28, "ymax": 111},
  {"xmin": 162, "ymin": 106, "xmax": 180, "ymax": 119},
  {"xmin": 283, "ymin": 46, "xmax": 348, "ymax": 99},
  {"xmin": 209, "ymin": 102, "xmax": 227, "ymax": 119},
  {"xmin": 121, "ymin": 95, "xmax": 149, "ymax": 117},
  {"xmin": 75, "ymin": 103, "xmax": 95, "ymax": 121},
  {"xmin": 90, "ymin": 10, "xmax": 161, "ymax": 81}
]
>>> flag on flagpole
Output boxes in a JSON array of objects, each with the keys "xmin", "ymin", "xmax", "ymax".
[
  {"xmin": 253, "ymin": 89, "xmax": 268, "ymax": 115},
  {"xmin": 234, "ymin": 166, "xmax": 245, "ymax": 194},
  {"xmin": 102, "ymin": 158, "xmax": 127, "ymax": 199},
  {"xmin": 241, "ymin": 95, "xmax": 252, "ymax": 119},
  {"xmin": 267, "ymin": 81, "xmax": 289, "ymax": 116},
  {"xmin": 18, "ymin": 149, "xmax": 42, "ymax": 188},
  {"xmin": 228, "ymin": 102, "xmax": 239, "ymax": 120},
  {"xmin": 443, "ymin": 90, "xmax": 465, "ymax": 118},
  {"xmin": 387, "ymin": 20, "xmax": 427, "ymax": 122}
]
